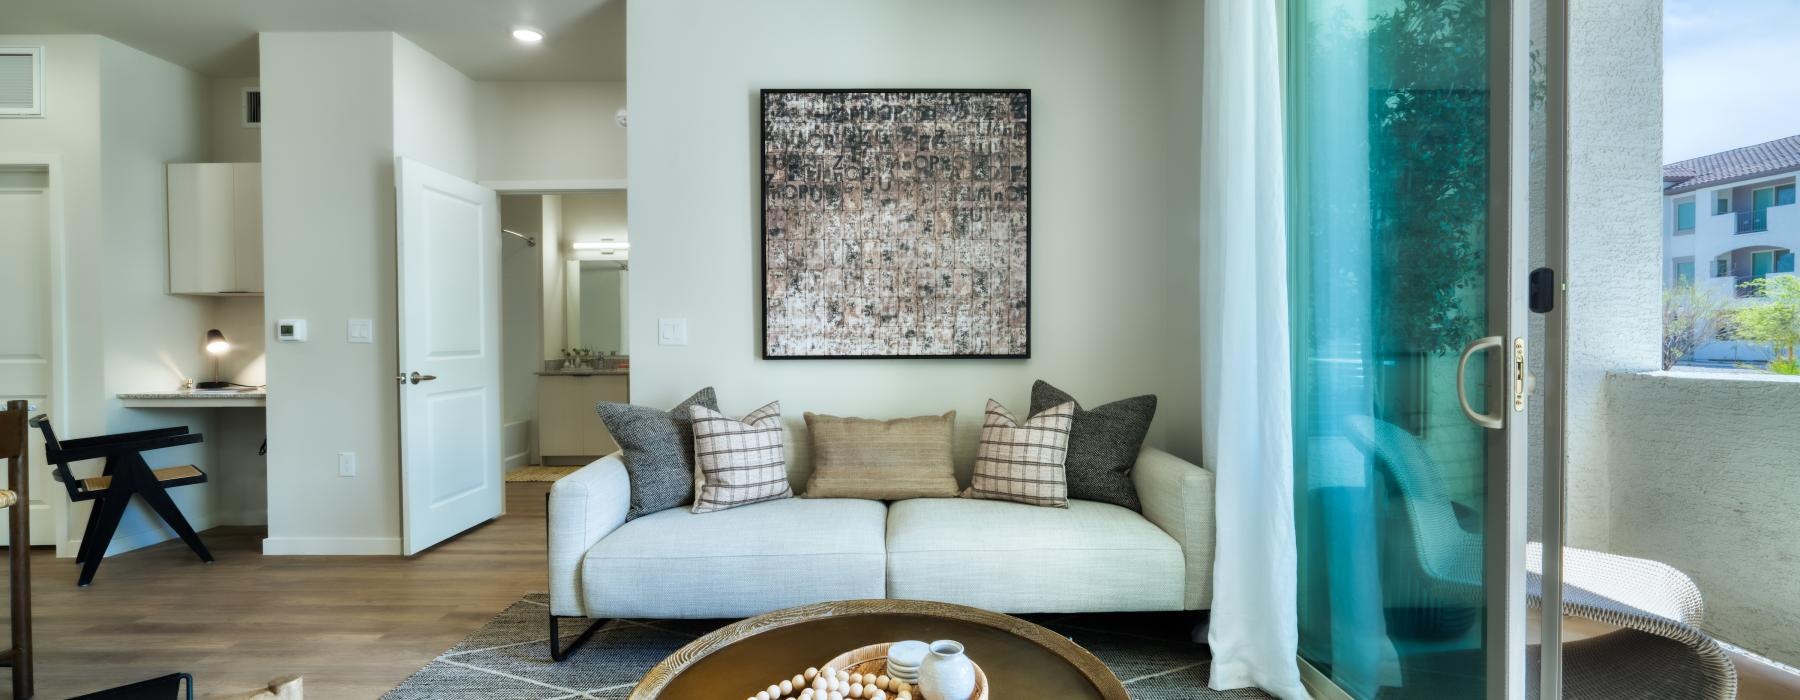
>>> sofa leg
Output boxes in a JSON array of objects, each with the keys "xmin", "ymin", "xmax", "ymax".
[{"xmin": 549, "ymin": 612, "xmax": 607, "ymax": 662}]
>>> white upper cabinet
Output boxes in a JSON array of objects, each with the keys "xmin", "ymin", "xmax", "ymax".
[{"xmin": 168, "ymin": 163, "xmax": 262, "ymax": 295}]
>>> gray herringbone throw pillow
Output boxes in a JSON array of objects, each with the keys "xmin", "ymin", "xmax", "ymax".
[
  {"xmin": 1030, "ymin": 380, "xmax": 1157, "ymax": 511},
  {"xmin": 689, "ymin": 401, "xmax": 793, "ymax": 513},
  {"xmin": 597, "ymin": 387, "xmax": 719, "ymax": 520}
]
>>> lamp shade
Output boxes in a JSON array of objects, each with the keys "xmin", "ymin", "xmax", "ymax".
[{"xmin": 204, "ymin": 329, "xmax": 230, "ymax": 355}]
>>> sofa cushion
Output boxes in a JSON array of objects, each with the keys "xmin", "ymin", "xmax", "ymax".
[
  {"xmin": 583, "ymin": 497, "xmax": 886, "ymax": 618},
  {"xmin": 886, "ymin": 497, "xmax": 1184, "ymax": 613}
]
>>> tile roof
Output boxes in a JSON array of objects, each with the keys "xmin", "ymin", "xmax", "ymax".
[{"xmin": 1664, "ymin": 134, "xmax": 1800, "ymax": 194}]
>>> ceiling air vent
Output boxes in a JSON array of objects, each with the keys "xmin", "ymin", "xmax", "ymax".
[
  {"xmin": 242, "ymin": 87, "xmax": 261, "ymax": 127},
  {"xmin": 0, "ymin": 47, "xmax": 44, "ymax": 118}
]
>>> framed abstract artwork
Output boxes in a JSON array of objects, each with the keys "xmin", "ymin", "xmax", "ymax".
[{"xmin": 761, "ymin": 89, "xmax": 1031, "ymax": 359}]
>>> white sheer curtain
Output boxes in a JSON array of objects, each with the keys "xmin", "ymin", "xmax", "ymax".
[{"xmin": 1198, "ymin": 1, "xmax": 1306, "ymax": 698}]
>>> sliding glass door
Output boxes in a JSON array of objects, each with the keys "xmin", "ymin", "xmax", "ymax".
[{"xmin": 1287, "ymin": 0, "xmax": 1532, "ymax": 697}]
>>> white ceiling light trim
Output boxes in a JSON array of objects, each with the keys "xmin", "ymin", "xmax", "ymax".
[{"xmin": 511, "ymin": 26, "xmax": 545, "ymax": 43}]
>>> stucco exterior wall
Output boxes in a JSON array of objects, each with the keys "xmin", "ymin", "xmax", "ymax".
[
  {"xmin": 1606, "ymin": 371, "xmax": 1800, "ymax": 665},
  {"xmin": 1563, "ymin": 0, "xmax": 1665, "ymax": 550}
]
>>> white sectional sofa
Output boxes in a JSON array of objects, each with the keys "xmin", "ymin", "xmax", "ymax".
[{"xmin": 545, "ymin": 447, "xmax": 1214, "ymax": 657}]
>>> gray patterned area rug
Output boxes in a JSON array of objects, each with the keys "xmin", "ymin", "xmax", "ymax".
[{"xmin": 385, "ymin": 594, "xmax": 1271, "ymax": 699}]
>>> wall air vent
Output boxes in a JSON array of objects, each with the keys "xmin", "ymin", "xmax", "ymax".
[
  {"xmin": 243, "ymin": 87, "xmax": 261, "ymax": 127},
  {"xmin": 0, "ymin": 47, "xmax": 44, "ymax": 118}
]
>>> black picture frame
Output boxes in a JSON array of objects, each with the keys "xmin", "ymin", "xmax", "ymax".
[{"xmin": 760, "ymin": 88, "xmax": 1032, "ymax": 360}]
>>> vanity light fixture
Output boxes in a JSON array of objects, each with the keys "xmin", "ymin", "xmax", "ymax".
[
  {"xmin": 197, "ymin": 329, "xmax": 232, "ymax": 389},
  {"xmin": 511, "ymin": 26, "xmax": 545, "ymax": 43},
  {"xmin": 572, "ymin": 240, "xmax": 630, "ymax": 251}
]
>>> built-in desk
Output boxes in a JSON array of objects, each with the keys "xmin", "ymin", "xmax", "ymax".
[{"xmin": 118, "ymin": 389, "xmax": 267, "ymax": 409}]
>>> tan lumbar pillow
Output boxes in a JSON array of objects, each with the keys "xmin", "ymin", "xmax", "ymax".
[
  {"xmin": 802, "ymin": 411, "xmax": 960, "ymax": 499},
  {"xmin": 965, "ymin": 399, "xmax": 1076, "ymax": 507}
]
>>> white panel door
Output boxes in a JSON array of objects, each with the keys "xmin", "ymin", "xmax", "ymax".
[
  {"xmin": 0, "ymin": 180, "xmax": 55, "ymax": 544},
  {"xmin": 396, "ymin": 157, "xmax": 502, "ymax": 555}
]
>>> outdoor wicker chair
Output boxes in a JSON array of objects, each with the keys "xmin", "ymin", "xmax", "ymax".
[{"xmin": 1345, "ymin": 415, "xmax": 1738, "ymax": 699}]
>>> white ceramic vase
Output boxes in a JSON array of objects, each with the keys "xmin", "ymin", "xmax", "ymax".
[{"xmin": 918, "ymin": 639, "xmax": 976, "ymax": 700}]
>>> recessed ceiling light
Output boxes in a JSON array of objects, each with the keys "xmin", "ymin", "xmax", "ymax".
[{"xmin": 512, "ymin": 27, "xmax": 545, "ymax": 43}]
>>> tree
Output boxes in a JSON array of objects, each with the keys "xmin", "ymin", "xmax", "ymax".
[
  {"xmin": 1662, "ymin": 283, "xmax": 1725, "ymax": 370},
  {"xmin": 1731, "ymin": 275, "xmax": 1800, "ymax": 374},
  {"xmin": 1366, "ymin": 0, "xmax": 1490, "ymax": 356}
]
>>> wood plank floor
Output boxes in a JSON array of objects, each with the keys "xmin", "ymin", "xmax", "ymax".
[
  {"xmin": 1, "ymin": 481, "xmax": 1797, "ymax": 699},
  {"xmin": 0, "ymin": 482, "xmax": 553, "ymax": 699}
]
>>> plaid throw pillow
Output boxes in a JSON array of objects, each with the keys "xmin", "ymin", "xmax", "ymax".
[
  {"xmin": 965, "ymin": 399, "xmax": 1076, "ymax": 508},
  {"xmin": 688, "ymin": 401, "xmax": 794, "ymax": 514}
]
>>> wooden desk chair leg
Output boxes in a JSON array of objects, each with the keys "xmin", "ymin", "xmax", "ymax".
[
  {"xmin": 77, "ymin": 494, "xmax": 130, "ymax": 587},
  {"xmin": 74, "ymin": 498, "xmax": 105, "ymax": 565},
  {"xmin": 136, "ymin": 481, "xmax": 213, "ymax": 563}
]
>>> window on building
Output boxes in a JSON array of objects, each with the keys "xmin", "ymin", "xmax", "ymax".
[
  {"xmin": 1675, "ymin": 260, "xmax": 1695, "ymax": 284},
  {"xmin": 1779, "ymin": 249, "xmax": 1796, "ymax": 273},
  {"xmin": 1716, "ymin": 192, "xmax": 1731, "ymax": 214},
  {"xmin": 1715, "ymin": 258, "xmax": 1730, "ymax": 277},
  {"xmin": 1676, "ymin": 200, "xmax": 1696, "ymax": 231},
  {"xmin": 1778, "ymin": 183, "xmax": 1796, "ymax": 206}
]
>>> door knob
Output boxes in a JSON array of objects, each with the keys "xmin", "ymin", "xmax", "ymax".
[{"xmin": 405, "ymin": 371, "xmax": 437, "ymax": 385}]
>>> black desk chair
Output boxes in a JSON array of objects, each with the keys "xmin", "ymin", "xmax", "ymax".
[{"xmin": 28, "ymin": 417, "xmax": 214, "ymax": 586}]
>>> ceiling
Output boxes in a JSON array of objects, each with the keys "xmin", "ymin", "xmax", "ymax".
[{"xmin": 0, "ymin": 0, "xmax": 625, "ymax": 81}]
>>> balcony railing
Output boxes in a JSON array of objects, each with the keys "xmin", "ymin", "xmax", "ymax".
[
  {"xmin": 1734, "ymin": 274, "xmax": 1764, "ymax": 297},
  {"xmin": 1735, "ymin": 210, "xmax": 1769, "ymax": 234}
]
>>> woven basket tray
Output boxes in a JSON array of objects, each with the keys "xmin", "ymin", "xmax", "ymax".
[{"xmin": 821, "ymin": 643, "xmax": 989, "ymax": 700}]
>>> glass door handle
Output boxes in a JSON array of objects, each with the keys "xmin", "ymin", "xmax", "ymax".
[{"xmin": 1456, "ymin": 335, "xmax": 1505, "ymax": 430}]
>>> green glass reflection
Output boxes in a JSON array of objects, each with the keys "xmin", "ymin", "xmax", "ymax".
[{"xmin": 1287, "ymin": 1, "xmax": 1492, "ymax": 698}]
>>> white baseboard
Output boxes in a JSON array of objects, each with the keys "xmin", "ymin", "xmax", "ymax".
[
  {"xmin": 504, "ymin": 452, "xmax": 530, "ymax": 472},
  {"xmin": 261, "ymin": 536, "xmax": 402, "ymax": 555}
]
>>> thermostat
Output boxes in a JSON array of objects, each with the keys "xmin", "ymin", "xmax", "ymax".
[{"xmin": 276, "ymin": 319, "xmax": 308, "ymax": 342}]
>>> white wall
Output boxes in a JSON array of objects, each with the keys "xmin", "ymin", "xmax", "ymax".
[
  {"xmin": 260, "ymin": 32, "xmax": 402, "ymax": 554},
  {"xmin": 628, "ymin": 0, "xmax": 1175, "ymax": 472},
  {"xmin": 561, "ymin": 190, "xmax": 628, "ymax": 247},
  {"xmin": 541, "ymin": 194, "xmax": 566, "ymax": 360},
  {"xmin": 1563, "ymin": 0, "xmax": 1665, "ymax": 549},
  {"xmin": 394, "ymin": 37, "xmax": 478, "ymax": 180},
  {"xmin": 209, "ymin": 75, "xmax": 261, "ymax": 163},
  {"xmin": 95, "ymin": 38, "xmax": 226, "ymax": 551},
  {"xmin": 475, "ymin": 81, "xmax": 626, "ymax": 185},
  {"xmin": 1606, "ymin": 371, "xmax": 1800, "ymax": 665},
  {"xmin": 500, "ymin": 194, "xmax": 544, "ymax": 465},
  {"xmin": 261, "ymin": 32, "xmax": 484, "ymax": 554},
  {"xmin": 1160, "ymin": 0, "xmax": 1204, "ymax": 463}
]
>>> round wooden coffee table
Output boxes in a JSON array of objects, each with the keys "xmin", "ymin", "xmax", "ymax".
[{"xmin": 630, "ymin": 599, "xmax": 1129, "ymax": 699}]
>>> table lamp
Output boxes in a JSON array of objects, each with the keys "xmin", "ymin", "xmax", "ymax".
[{"xmin": 197, "ymin": 329, "xmax": 231, "ymax": 390}]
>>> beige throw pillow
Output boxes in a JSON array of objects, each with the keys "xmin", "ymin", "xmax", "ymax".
[
  {"xmin": 689, "ymin": 401, "xmax": 794, "ymax": 513},
  {"xmin": 965, "ymin": 399, "xmax": 1076, "ymax": 507},
  {"xmin": 802, "ymin": 412, "xmax": 960, "ymax": 500}
]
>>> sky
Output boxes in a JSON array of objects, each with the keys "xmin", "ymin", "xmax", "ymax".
[{"xmin": 1664, "ymin": 0, "xmax": 1800, "ymax": 163}]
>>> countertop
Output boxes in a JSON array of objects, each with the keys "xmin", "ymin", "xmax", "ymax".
[
  {"xmin": 118, "ymin": 388, "xmax": 267, "ymax": 408},
  {"xmin": 536, "ymin": 369, "xmax": 630, "ymax": 376}
]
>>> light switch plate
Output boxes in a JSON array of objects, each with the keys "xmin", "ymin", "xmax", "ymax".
[
  {"xmin": 337, "ymin": 451, "xmax": 356, "ymax": 477},
  {"xmin": 658, "ymin": 318, "xmax": 688, "ymax": 346},
  {"xmin": 348, "ymin": 319, "xmax": 373, "ymax": 343}
]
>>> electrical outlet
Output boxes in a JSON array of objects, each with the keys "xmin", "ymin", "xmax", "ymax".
[{"xmin": 337, "ymin": 451, "xmax": 356, "ymax": 477}]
